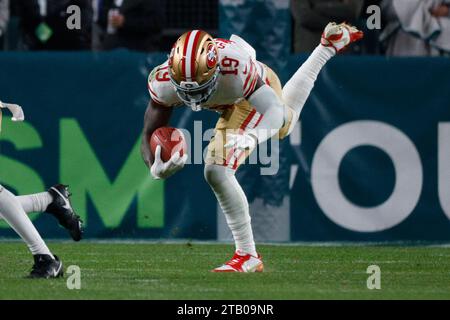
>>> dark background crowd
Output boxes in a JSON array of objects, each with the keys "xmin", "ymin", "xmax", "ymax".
[
  {"xmin": 0, "ymin": 0, "xmax": 217, "ymax": 52},
  {"xmin": 0, "ymin": 0, "xmax": 449, "ymax": 56}
]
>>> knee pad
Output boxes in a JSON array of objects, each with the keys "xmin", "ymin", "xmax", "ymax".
[{"xmin": 204, "ymin": 164, "xmax": 233, "ymax": 188}]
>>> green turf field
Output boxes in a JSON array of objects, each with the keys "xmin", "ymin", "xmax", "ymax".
[{"xmin": 0, "ymin": 241, "xmax": 449, "ymax": 299}]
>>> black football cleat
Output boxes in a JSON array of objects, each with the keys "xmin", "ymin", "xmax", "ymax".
[
  {"xmin": 46, "ymin": 184, "xmax": 83, "ymax": 241},
  {"xmin": 29, "ymin": 254, "xmax": 64, "ymax": 279}
]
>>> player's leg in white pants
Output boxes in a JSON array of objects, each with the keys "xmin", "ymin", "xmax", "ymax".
[
  {"xmin": 0, "ymin": 187, "xmax": 53, "ymax": 215},
  {"xmin": 282, "ymin": 45, "xmax": 335, "ymax": 122},
  {"xmin": 0, "ymin": 185, "xmax": 54, "ymax": 257},
  {"xmin": 16, "ymin": 191, "xmax": 53, "ymax": 214},
  {"xmin": 204, "ymin": 164, "xmax": 257, "ymax": 257}
]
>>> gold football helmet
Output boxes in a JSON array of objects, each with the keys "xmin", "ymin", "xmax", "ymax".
[{"xmin": 168, "ymin": 30, "xmax": 220, "ymax": 111}]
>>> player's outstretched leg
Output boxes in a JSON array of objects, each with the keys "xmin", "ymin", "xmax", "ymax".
[
  {"xmin": 0, "ymin": 185, "xmax": 63, "ymax": 278},
  {"xmin": 282, "ymin": 22, "xmax": 363, "ymax": 134},
  {"xmin": 204, "ymin": 164, "xmax": 264, "ymax": 272},
  {"xmin": 17, "ymin": 184, "xmax": 83, "ymax": 241}
]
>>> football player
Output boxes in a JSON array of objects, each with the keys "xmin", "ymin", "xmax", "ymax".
[
  {"xmin": 141, "ymin": 23, "xmax": 363, "ymax": 272},
  {"xmin": 0, "ymin": 101, "xmax": 83, "ymax": 278}
]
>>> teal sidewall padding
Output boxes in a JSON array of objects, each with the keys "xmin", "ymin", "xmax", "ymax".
[
  {"xmin": 290, "ymin": 55, "xmax": 450, "ymax": 241},
  {"xmin": 1, "ymin": 52, "xmax": 450, "ymax": 240}
]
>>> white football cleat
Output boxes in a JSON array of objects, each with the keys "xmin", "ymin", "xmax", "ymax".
[
  {"xmin": 212, "ymin": 250, "xmax": 264, "ymax": 273},
  {"xmin": 321, "ymin": 22, "xmax": 364, "ymax": 53}
]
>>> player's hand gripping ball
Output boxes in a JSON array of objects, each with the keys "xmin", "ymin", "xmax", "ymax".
[
  {"xmin": 150, "ymin": 127, "xmax": 187, "ymax": 162},
  {"xmin": 149, "ymin": 127, "xmax": 188, "ymax": 179}
]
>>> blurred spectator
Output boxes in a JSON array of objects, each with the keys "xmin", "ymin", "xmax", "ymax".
[
  {"xmin": 291, "ymin": 0, "xmax": 364, "ymax": 53},
  {"xmin": 92, "ymin": 0, "xmax": 103, "ymax": 50},
  {"xmin": 380, "ymin": 0, "xmax": 450, "ymax": 56},
  {"xmin": 14, "ymin": 0, "xmax": 92, "ymax": 50},
  {"xmin": 0, "ymin": 0, "xmax": 8, "ymax": 49},
  {"xmin": 97, "ymin": 0, "xmax": 164, "ymax": 52}
]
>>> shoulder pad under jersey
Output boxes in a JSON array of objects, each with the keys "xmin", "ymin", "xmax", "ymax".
[{"xmin": 147, "ymin": 62, "xmax": 182, "ymax": 107}]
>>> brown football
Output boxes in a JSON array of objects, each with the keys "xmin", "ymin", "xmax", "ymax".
[{"xmin": 150, "ymin": 127, "xmax": 187, "ymax": 162}]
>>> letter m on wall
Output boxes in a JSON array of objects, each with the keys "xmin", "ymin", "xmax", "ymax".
[{"xmin": 60, "ymin": 119, "xmax": 163, "ymax": 229}]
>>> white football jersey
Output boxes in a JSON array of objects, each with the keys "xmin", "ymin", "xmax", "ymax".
[{"xmin": 147, "ymin": 37, "xmax": 268, "ymax": 111}]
